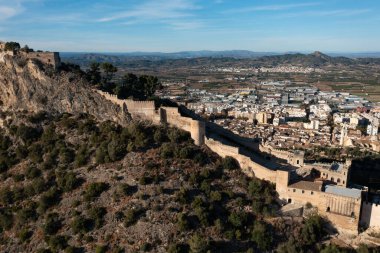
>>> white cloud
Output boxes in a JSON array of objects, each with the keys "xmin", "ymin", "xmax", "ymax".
[
  {"xmin": 99, "ymin": 0, "xmax": 199, "ymax": 22},
  {"xmin": 0, "ymin": 5, "xmax": 22, "ymax": 20},
  {"xmin": 226, "ymin": 2, "xmax": 321, "ymax": 13},
  {"xmin": 278, "ymin": 9, "xmax": 371, "ymax": 18},
  {"xmin": 98, "ymin": 0, "xmax": 202, "ymax": 30}
]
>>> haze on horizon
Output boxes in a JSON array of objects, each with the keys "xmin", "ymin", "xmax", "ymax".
[{"xmin": 0, "ymin": 0, "xmax": 380, "ymax": 53}]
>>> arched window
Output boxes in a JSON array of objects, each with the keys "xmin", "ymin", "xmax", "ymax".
[
  {"xmin": 331, "ymin": 177, "xmax": 334, "ymax": 182},
  {"xmin": 337, "ymin": 178, "xmax": 341, "ymax": 183},
  {"xmin": 326, "ymin": 207, "xmax": 330, "ymax": 212},
  {"xmin": 288, "ymin": 199, "xmax": 292, "ymax": 204},
  {"xmin": 351, "ymin": 212, "xmax": 355, "ymax": 218}
]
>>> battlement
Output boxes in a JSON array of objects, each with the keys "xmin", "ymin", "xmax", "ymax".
[
  {"xmin": 0, "ymin": 43, "xmax": 61, "ymax": 69},
  {"xmin": 21, "ymin": 51, "xmax": 61, "ymax": 69}
]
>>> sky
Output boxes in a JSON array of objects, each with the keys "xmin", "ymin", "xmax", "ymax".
[{"xmin": 0, "ymin": 0, "xmax": 380, "ymax": 52}]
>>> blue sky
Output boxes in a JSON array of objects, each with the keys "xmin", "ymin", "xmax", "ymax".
[{"xmin": 0, "ymin": 0, "xmax": 379, "ymax": 52}]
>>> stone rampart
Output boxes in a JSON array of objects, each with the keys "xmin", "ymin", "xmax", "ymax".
[{"xmin": 204, "ymin": 137, "xmax": 277, "ymax": 182}]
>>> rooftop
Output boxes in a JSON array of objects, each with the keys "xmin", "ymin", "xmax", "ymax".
[
  {"xmin": 289, "ymin": 180, "xmax": 322, "ymax": 191},
  {"xmin": 324, "ymin": 185, "xmax": 362, "ymax": 199}
]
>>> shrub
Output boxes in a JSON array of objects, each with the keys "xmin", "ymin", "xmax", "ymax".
[
  {"xmin": 177, "ymin": 213, "xmax": 189, "ymax": 231},
  {"xmin": 95, "ymin": 245, "xmax": 108, "ymax": 253},
  {"xmin": 210, "ymin": 191, "xmax": 222, "ymax": 202},
  {"xmin": 43, "ymin": 213, "xmax": 62, "ymax": 235},
  {"xmin": 228, "ymin": 211, "xmax": 247, "ymax": 229},
  {"xmin": 160, "ymin": 143, "xmax": 174, "ymax": 158},
  {"xmin": 0, "ymin": 208, "xmax": 13, "ymax": 231},
  {"xmin": 71, "ymin": 216, "xmax": 93, "ymax": 234},
  {"xmin": 222, "ymin": 156, "xmax": 240, "ymax": 170},
  {"xmin": 168, "ymin": 243, "xmax": 187, "ymax": 253},
  {"xmin": 18, "ymin": 228, "xmax": 33, "ymax": 242},
  {"xmin": 124, "ymin": 208, "xmax": 143, "ymax": 227},
  {"xmin": 57, "ymin": 171, "xmax": 82, "ymax": 192},
  {"xmin": 17, "ymin": 202, "xmax": 38, "ymax": 223},
  {"xmin": 38, "ymin": 187, "xmax": 61, "ymax": 213},
  {"xmin": 83, "ymin": 182, "xmax": 109, "ymax": 201},
  {"xmin": 89, "ymin": 206, "xmax": 107, "ymax": 229},
  {"xmin": 251, "ymin": 221, "xmax": 273, "ymax": 251},
  {"xmin": 47, "ymin": 235, "xmax": 68, "ymax": 252},
  {"xmin": 25, "ymin": 166, "xmax": 41, "ymax": 179},
  {"xmin": 188, "ymin": 233, "xmax": 208, "ymax": 253},
  {"xmin": 16, "ymin": 124, "xmax": 41, "ymax": 145},
  {"xmin": 0, "ymin": 187, "xmax": 14, "ymax": 205}
]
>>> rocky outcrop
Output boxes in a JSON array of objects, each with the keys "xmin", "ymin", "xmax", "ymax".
[{"xmin": 0, "ymin": 55, "xmax": 130, "ymax": 124}]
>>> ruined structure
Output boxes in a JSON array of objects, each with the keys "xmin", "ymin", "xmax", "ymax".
[
  {"xmin": 95, "ymin": 89, "xmax": 377, "ymax": 234},
  {"xmin": 95, "ymin": 89, "xmax": 378, "ymax": 234},
  {"xmin": 0, "ymin": 41, "xmax": 61, "ymax": 69}
]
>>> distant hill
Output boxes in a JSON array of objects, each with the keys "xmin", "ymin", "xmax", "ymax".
[{"xmin": 62, "ymin": 50, "xmax": 380, "ymax": 69}]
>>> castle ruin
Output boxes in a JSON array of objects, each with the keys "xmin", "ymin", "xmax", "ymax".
[
  {"xmin": 94, "ymin": 89, "xmax": 380, "ymax": 234},
  {"xmin": 0, "ymin": 41, "xmax": 61, "ymax": 69}
]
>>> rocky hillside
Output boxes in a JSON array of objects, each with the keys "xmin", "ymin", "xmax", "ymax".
[
  {"xmin": 0, "ymin": 111, "xmax": 336, "ymax": 253},
  {"xmin": 0, "ymin": 55, "xmax": 129, "ymax": 125}
]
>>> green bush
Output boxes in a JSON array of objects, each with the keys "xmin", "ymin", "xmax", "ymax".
[
  {"xmin": 95, "ymin": 245, "xmax": 108, "ymax": 253},
  {"xmin": 0, "ymin": 208, "xmax": 13, "ymax": 231},
  {"xmin": 89, "ymin": 206, "xmax": 107, "ymax": 229},
  {"xmin": 25, "ymin": 166, "xmax": 41, "ymax": 179},
  {"xmin": 83, "ymin": 182, "xmax": 109, "ymax": 201},
  {"xmin": 222, "ymin": 156, "xmax": 240, "ymax": 170},
  {"xmin": 71, "ymin": 215, "xmax": 93, "ymax": 234},
  {"xmin": 228, "ymin": 210, "xmax": 247, "ymax": 229},
  {"xmin": 57, "ymin": 171, "xmax": 82, "ymax": 192},
  {"xmin": 18, "ymin": 228, "xmax": 33, "ymax": 242},
  {"xmin": 47, "ymin": 235, "xmax": 68, "ymax": 252},
  {"xmin": 188, "ymin": 233, "xmax": 208, "ymax": 253},
  {"xmin": 177, "ymin": 213, "xmax": 189, "ymax": 231},
  {"xmin": 43, "ymin": 213, "xmax": 62, "ymax": 235},
  {"xmin": 38, "ymin": 187, "xmax": 61, "ymax": 213},
  {"xmin": 124, "ymin": 208, "xmax": 143, "ymax": 227},
  {"xmin": 251, "ymin": 221, "xmax": 273, "ymax": 251}
]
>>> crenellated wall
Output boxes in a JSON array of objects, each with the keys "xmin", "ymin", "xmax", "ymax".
[
  {"xmin": 96, "ymin": 90, "xmax": 205, "ymax": 145},
  {"xmin": 95, "ymin": 89, "xmax": 369, "ymax": 233},
  {"xmin": 204, "ymin": 137, "xmax": 277, "ymax": 182}
]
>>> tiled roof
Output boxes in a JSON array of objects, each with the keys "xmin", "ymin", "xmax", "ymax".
[{"xmin": 289, "ymin": 181, "xmax": 322, "ymax": 191}]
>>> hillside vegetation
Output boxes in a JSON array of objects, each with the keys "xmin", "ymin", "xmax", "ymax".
[{"xmin": 0, "ymin": 111, "xmax": 346, "ymax": 253}]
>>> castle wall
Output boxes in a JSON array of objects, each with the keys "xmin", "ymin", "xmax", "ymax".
[
  {"xmin": 20, "ymin": 51, "xmax": 61, "ymax": 68},
  {"xmin": 361, "ymin": 202, "xmax": 380, "ymax": 228},
  {"xmin": 204, "ymin": 137, "xmax": 277, "ymax": 182},
  {"xmin": 94, "ymin": 89, "xmax": 366, "ymax": 233}
]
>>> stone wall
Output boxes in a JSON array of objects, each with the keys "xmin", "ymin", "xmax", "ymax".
[
  {"xmin": 96, "ymin": 90, "xmax": 205, "ymax": 145},
  {"xmin": 94, "ymin": 89, "xmax": 368, "ymax": 233},
  {"xmin": 20, "ymin": 51, "xmax": 61, "ymax": 69},
  {"xmin": 361, "ymin": 202, "xmax": 380, "ymax": 228},
  {"xmin": 204, "ymin": 137, "xmax": 277, "ymax": 182}
]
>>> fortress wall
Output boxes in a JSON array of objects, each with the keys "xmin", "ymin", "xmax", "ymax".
[
  {"xmin": 204, "ymin": 137, "xmax": 277, "ymax": 182},
  {"xmin": 23, "ymin": 52, "xmax": 61, "ymax": 68},
  {"xmin": 259, "ymin": 144, "xmax": 292, "ymax": 160},
  {"xmin": 361, "ymin": 202, "xmax": 380, "ymax": 228},
  {"xmin": 96, "ymin": 91, "xmax": 205, "ymax": 145}
]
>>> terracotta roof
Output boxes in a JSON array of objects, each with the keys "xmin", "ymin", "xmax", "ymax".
[{"xmin": 289, "ymin": 181, "xmax": 322, "ymax": 191}]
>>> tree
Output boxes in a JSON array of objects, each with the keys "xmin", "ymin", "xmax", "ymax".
[
  {"xmin": 251, "ymin": 221, "xmax": 273, "ymax": 251},
  {"xmin": 188, "ymin": 233, "xmax": 208, "ymax": 253},
  {"xmin": 86, "ymin": 62, "xmax": 102, "ymax": 86},
  {"xmin": 101, "ymin": 62, "xmax": 117, "ymax": 85},
  {"xmin": 4, "ymin": 42, "xmax": 21, "ymax": 51}
]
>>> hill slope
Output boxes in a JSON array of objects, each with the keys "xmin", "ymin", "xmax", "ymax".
[{"xmin": 0, "ymin": 55, "xmax": 129, "ymax": 125}]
